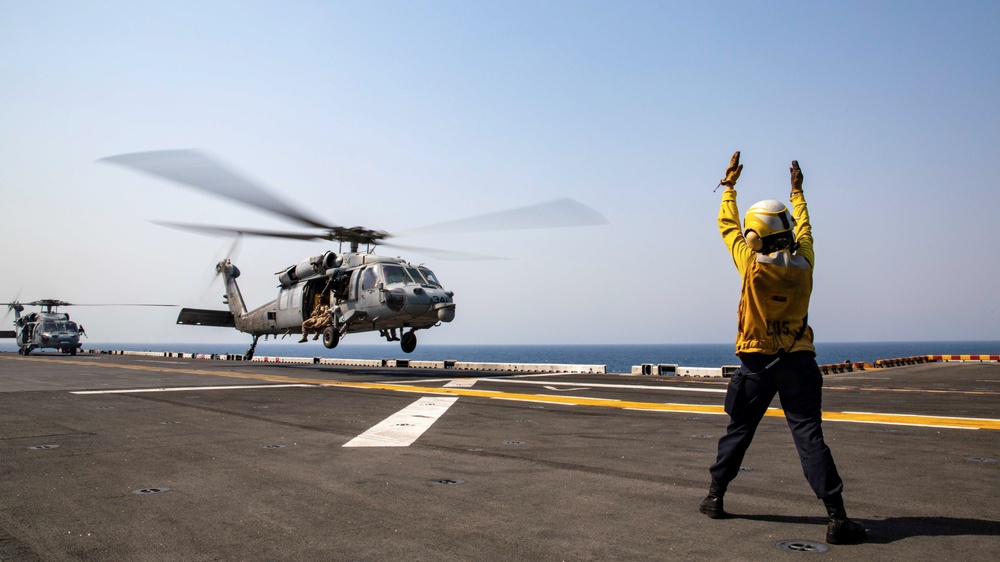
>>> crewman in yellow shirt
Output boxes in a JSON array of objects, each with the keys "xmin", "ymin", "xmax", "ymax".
[{"xmin": 699, "ymin": 152, "xmax": 866, "ymax": 545}]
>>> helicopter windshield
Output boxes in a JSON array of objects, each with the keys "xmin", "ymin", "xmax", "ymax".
[
  {"xmin": 417, "ymin": 267, "xmax": 442, "ymax": 288},
  {"xmin": 40, "ymin": 321, "xmax": 57, "ymax": 333},
  {"xmin": 404, "ymin": 267, "xmax": 426, "ymax": 285},
  {"xmin": 381, "ymin": 265, "xmax": 412, "ymax": 286}
]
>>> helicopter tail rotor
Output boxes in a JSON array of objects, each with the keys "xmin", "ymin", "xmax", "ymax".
[
  {"xmin": 202, "ymin": 234, "xmax": 243, "ymax": 303},
  {"xmin": 2, "ymin": 290, "xmax": 24, "ymax": 324}
]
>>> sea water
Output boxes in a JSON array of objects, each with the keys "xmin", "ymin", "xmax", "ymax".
[{"xmin": 7, "ymin": 340, "xmax": 997, "ymax": 374}]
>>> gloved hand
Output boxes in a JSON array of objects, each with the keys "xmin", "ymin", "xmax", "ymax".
[
  {"xmin": 720, "ymin": 151, "xmax": 742, "ymax": 189},
  {"xmin": 790, "ymin": 160, "xmax": 803, "ymax": 193}
]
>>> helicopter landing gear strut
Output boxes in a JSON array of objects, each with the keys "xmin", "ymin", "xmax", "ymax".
[{"xmin": 246, "ymin": 335, "xmax": 260, "ymax": 360}]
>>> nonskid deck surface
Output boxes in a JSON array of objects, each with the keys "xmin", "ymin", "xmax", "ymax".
[{"xmin": 1, "ymin": 352, "xmax": 998, "ymax": 561}]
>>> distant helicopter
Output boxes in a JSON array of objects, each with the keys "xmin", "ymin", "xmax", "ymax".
[
  {"xmin": 2, "ymin": 299, "xmax": 174, "ymax": 355},
  {"xmin": 100, "ymin": 150, "xmax": 607, "ymax": 359}
]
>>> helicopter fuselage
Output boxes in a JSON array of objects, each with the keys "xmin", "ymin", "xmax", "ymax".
[
  {"xmin": 5, "ymin": 309, "xmax": 83, "ymax": 356},
  {"xmin": 179, "ymin": 251, "xmax": 455, "ymax": 357}
]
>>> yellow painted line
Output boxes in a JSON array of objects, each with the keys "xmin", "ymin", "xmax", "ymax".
[{"xmin": 7, "ymin": 355, "xmax": 1000, "ymax": 430}]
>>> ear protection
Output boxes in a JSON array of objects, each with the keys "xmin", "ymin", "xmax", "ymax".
[{"xmin": 744, "ymin": 231, "xmax": 763, "ymax": 251}]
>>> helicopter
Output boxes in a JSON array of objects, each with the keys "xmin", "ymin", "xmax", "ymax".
[
  {"xmin": 99, "ymin": 149, "xmax": 607, "ymax": 359},
  {"xmin": 2, "ymin": 299, "xmax": 175, "ymax": 355}
]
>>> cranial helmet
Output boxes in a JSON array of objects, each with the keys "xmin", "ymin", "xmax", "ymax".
[{"xmin": 744, "ymin": 200, "xmax": 795, "ymax": 253}]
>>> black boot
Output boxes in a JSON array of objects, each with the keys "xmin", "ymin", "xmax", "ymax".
[
  {"xmin": 699, "ymin": 479, "xmax": 729, "ymax": 519},
  {"xmin": 823, "ymin": 494, "xmax": 867, "ymax": 544}
]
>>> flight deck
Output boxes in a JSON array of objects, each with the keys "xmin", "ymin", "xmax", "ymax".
[{"xmin": 1, "ymin": 352, "xmax": 998, "ymax": 561}]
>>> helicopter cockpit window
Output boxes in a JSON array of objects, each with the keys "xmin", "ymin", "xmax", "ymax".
[
  {"xmin": 381, "ymin": 265, "xmax": 411, "ymax": 286},
  {"xmin": 404, "ymin": 267, "xmax": 424, "ymax": 285},
  {"xmin": 417, "ymin": 267, "xmax": 442, "ymax": 288},
  {"xmin": 41, "ymin": 321, "xmax": 57, "ymax": 333},
  {"xmin": 361, "ymin": 267, "xmax": 379, "ymax": 291}
]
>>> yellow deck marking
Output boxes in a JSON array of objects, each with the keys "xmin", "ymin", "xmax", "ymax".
[{"xmin": 8, "ymin": 356, "xmax": 1000, "ymax": 431}]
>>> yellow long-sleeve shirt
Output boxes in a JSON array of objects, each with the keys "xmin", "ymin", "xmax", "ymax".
[{"xmin": 719, "ymin": 190, "xmax": 815, "ymax": 356}]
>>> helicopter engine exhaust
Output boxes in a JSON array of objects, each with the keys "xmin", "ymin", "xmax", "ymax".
[{"xmin": 277, "ymin": 251, "xmax": 340, "ymax": 287}]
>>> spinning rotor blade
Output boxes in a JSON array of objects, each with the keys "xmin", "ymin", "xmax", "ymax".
[
  {"xmin": 2, "ymin": 290, "xmax": 22, "ymax": 323},
  {"xmin": 46, "ymin": 303, "xmax": 177, "ymax": 307},
  {"xmin": 379, "ymin": 241, "xmax": 504, "ymax": 261},
  {"xmin": 398, "ymin": 198, "xmax": 608, "ymax": 236},
  {"xmin": 153, "ymin": 221, "xmax": 327, "ymax": 241},
  {"xmin": 99, "ymin": 150, "xmax": 332, "ymax": 229},
  {"xmin": 203, "ymin": 234, "xmax": 243, "ymax": 302},
  {"xmin": 159, "ymin": 222, "xmax": 501, "ymax": 260}
]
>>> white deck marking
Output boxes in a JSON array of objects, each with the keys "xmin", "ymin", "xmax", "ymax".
[
  {"xmin": 444, "ymin": 379, "xmax": 477, "ymax": 388},
  {"xmin": 71, "ymin": 384, "xmax": 313, "ymax": 394},
  {"xmin": 343, "ymin": 396, "xmax": 459, "ymax": 448}
]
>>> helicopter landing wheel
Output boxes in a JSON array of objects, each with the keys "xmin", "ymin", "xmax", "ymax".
[
  {"xmin": 22, "ymin": 346, "xmax": 31, "ymax": 356},
  {"xmin": 400, "ymin": 331, "xmax": 417, "ymax": 354},
  {"xmin": 70, "ymin": 347, "xmax": 77, "ymax": 356},
  {"xmin": 322, "ymin": 326, "xmax": 339, "ymax": 349}
]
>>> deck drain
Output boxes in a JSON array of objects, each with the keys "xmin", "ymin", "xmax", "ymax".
[
  {"xmin": 160, "ymin": 421, "xmax": 181, "ymax": 425},
  {"xmin": 262, "ymin": 444, "xmax": 286, "ymax": 449},
  {"xmin": 430, "ymin": 478, "xmax": 465, "ymax": 486},
  {"xmin": 966, "ymin": 457, "xmax": 998, "ymax": 463},
  {"xmin": 467, "ymin": 448, "xmax": 484, "ymax": 452},
  {"xmin": 133, "ymin": 487, "xmax": 170, "ymax": 495},
  {"xmin": 690, "ymin": 434, "xmax": 713, "ymax": 439},
  {"xmin": 774, "ymin": 540, "xmax": 828, "ymax": 553},
  {"xmin": 874, "ymin": 429, "xmax": 899, "ymax": 434},
  {"xmin": 348, "ymin": 420, "xmax": 366, "ymax": 424},
  {"xmin": 252, "ymin": 406, "xmax": 269, "ymax": 409},
  {"xmin": 503, "ymin": 440, "xmax": 526, "ymax": 446},
  {"xmin": 95, "ymin": 406, "xmax": 114, "ymax": 410},
  {"xmin": 739, "ymin": 466, "xmax": 754, "ymax": 472},
  {"xmin": 27, "ymin": 444, "xmax": 59, "ymax": 450}
]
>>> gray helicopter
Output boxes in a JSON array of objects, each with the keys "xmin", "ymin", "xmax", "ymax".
[
  {"xmin": 2, "ymin": 299, "xmax": 173, "ymax": 355},
  {"xmin": 100, "ymin": 150, "xmax": 607, "ymax": 359}
]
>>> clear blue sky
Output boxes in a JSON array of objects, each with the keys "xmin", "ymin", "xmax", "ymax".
[{"xmin": 2, "ymin": 1, "xmax": 998, "ymax": 346}]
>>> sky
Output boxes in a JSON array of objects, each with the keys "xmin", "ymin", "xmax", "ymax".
[{"xmin": 2, "ymin": 1, "xmax": 999, "ymax": 347}]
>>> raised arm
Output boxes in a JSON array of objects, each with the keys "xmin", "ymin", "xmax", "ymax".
[
  {"xmin": 718, "ymin": 151, "xmax": 753, "ymax": 276},
  {"xmin": 789, "ymin": 160, "xmax": 814, "ymax": 267}
]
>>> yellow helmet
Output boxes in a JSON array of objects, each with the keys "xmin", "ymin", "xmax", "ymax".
[{"xmin": 744, "ymin": 200, "xmax": 795, "ymax": 253}]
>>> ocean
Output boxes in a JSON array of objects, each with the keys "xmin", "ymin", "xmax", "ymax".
[{"xmin": 6, "ymin": 341, "xmax": 998, "ymax": 374}]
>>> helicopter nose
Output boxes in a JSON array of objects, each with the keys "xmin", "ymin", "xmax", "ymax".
[{"xmin": 435, "ymin": 303, "xmax": 456, "ymax": 323}]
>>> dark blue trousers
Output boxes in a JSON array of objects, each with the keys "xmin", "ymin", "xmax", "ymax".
[{"xmin": 709, "ymin": 351, "xmax": 844, "ymax": 499}]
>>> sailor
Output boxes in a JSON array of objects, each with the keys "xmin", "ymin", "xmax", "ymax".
[
  {"xmin": 300, "ymin": 304, "xmax": 332, "ymax": 343},
  {"xmin": 700, "ymin": 152, "xmax": 866, "ymax": 545}
]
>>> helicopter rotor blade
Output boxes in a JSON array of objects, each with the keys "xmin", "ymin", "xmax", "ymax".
[
  {"xmin": 378, "ymin": 241, "xmax": 506, "ymax": 261},
  {"xmin": 49, "ymin": 303, "xmax": 177, "ymax": 307},
  {"xmin": 203, "ymin": 234, "xmax": 243, "ymax": 302},
  {"xmin": 2, "ymin": 290, "xmax": 23, "ymax": 324},
  {"xmin": 152, "ymin": 221, "xmax": 329, "ymax": 241},
  {"xmin": 99, "ymin": 150, "xmax": 334, "ymax": 230},
  {"xmin": 396, "ymin": 198, "xmax": 608, "ymax": 236}
]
